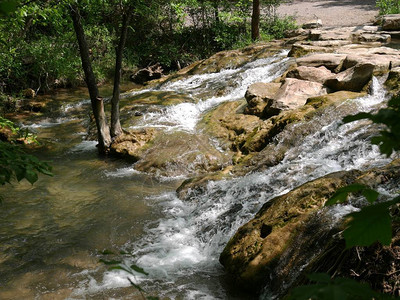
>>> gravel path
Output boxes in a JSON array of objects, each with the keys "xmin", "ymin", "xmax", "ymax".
[{"xmin": 277, "ymin": 0, "xmax": 379, "ymax": 27}]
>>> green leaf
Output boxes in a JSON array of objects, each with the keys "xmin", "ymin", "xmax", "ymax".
[
  {"xmin": 288, "ymin": 275, "xmax": 381, "ymax": 300},
  {"xmin": 325, "ymin": 184, "xmax": 366, "ymax": 206},
  {"xmin": 130, "ymin": 264, "xmax": 149, "ymax": 275},
  {"xmin": 24, "ymin": 168, "xmax": 38, "ymax": 185},
  {"xmin": 343, "ymin": 200, "xmax": 395, "ymax": 248},
  {"xmin": 100, "ymin": 250, "xmax": 114, "ymax": 255},
  {"xmin": 127, "ymin": 277, "xmax": 145, "ymax": 292},
  {"xmin": 361, "ymin": 189, "xmax": 379, "ymax": 204},
  {"xmin": 307, "ymin": 273, "xmax": 331, "ymax": 284},
  {"xmin": 99, "ymin": 259, "xmax": 122, "ymax": 265},
  {"xmin": 342, "ymin": 112, "xmax": 372, "ymax": 124}
]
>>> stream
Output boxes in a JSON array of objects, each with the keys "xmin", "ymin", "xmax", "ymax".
[{"xmin": 0, "ymin": 51, "xmax": 392, "ymax": 299}]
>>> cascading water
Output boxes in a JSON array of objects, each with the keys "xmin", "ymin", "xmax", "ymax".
[
  {"xmin": 71, "ymin": 60, "xmax": 391, "ymax": 298},
  {"xmin": 1, "ymin": 50, "xmax": 393, "ymax": 299}
]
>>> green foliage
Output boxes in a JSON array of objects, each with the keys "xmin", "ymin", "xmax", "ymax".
[
  {"xmin": 0, "ymin": 117, "xmax": 52, "ymax": 187},
  {"xmin": 287, "ymin": 273, "xmax": 386, "ymax": 300},
  {"xmin": 99, "ymin": 249, "xmax": 158, "ymax": 300},
  {"xmin": 343, "ymin": 95, "xmax": 400, "ymax": 157},
  {"xmin": 0, "ymin": 141, "xmax": 52, "ymax": 185},
  {"xmin": 261, "ymin": 15, "xmax": 297, "ymax": 39},
  {"xmin": 377, "ymin": 0, "xmax": 400, "ymax": 15}
]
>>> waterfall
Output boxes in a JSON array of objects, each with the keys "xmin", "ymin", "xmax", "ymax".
[{"xmin": 72, "ymin": 55, "xmax": 391, "ymax": 299}]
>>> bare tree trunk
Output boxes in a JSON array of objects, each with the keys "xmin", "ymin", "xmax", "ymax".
[
  {"xmin": 251, "ymin": 0, "xmax": 260, "ymax": 41},
  {"xmin": 70, "ymin": 4, "xmax": 111, "ymax": 153},
  {"xmin": 110, "ymin": 11, "xmax": 131, "ymax": 138}
]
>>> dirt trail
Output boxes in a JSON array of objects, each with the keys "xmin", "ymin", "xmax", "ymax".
[{"xmin": 277, "ymin": 0, "xmax": 379, "ymax": 27}]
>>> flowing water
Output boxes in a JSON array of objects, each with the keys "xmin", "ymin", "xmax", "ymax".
[{"xmin": 0, "ymin": 52, "xmax": 393, "ymax": 299}]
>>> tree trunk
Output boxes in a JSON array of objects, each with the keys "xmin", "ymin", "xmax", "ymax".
[
  {"xmin": 70, "ymin": 4, "xmax": 111, "ymax": 153},
  {"xmin": 251, "ymin": 0, "xmax": 260, "ymax": 41},
  {"xmin": 110, "ymin": 11, "xmax": 131, "ymax": 138}
]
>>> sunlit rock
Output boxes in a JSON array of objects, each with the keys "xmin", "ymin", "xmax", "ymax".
[
  {"xmin": 325, "ymin": 63, "xmax": 375, "ymax": 92},
  {"xmin": 286, "ymin": 65, "xmax": 333, "ymax": 84},
  {"xmin": 263, "ymin": 78, "xmax": 327, "ymax": 118},
  {"xmin": 381, "ymin": 14, "xmax": 400, "ymax": 31},
  {"xmin": 244, "ymin": 82, "xmax": 281, "ymax": 117},
  {"xmin": 110, "ymin": 129, "xmax": 156, "ymax": 161},
  {"xmin": 296, "ymin": 53, "xmax": 347, "ymax": 72}
]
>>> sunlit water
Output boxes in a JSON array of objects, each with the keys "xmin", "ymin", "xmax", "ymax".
[{"xmin": 0, "ymin": 52, "xmax": 392, "ymax": 299}]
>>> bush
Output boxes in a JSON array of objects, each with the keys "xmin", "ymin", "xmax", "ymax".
[{"xmin": 376, "ymin": 0, "xmax": 400, "ymax": 14}]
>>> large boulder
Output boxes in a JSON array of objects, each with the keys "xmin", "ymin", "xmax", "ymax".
[
  {"xmin": 325, "ymin": 63, "xmax": 375, "ymax": 92},
  {"xmin": 244, "ymin": 82, "xmax": 281, "ymax": 117},
  {"xmin": 220, "ymin": 160, "xmax": 400, "ymax": 296},
  {"xmin": 219, "ymin": 170, "xmax": 361, "ymax": 292},
  {"xmin": 285, "ymin": 65, "xmax": 333, "ymax": 84},
  {"xmin": 263, "ymin": 78, "xmax": 327, "ymax": 118}
]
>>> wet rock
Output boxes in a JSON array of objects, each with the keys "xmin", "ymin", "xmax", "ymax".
[
  {"xmin": 200, "ymin": 100, "xmax": 264, "ymax": 154},
  {"xmin": 381, "ymin": 14, "xmax": 400, "ymax": 31},
  {"xmin": 325, "ymin": 63, "xmax": 375, "ymax": 92},
  {"xmin": 134, "ymin": 131, "xmax": 231, "ymax": 177},
  {"xmin": 296, "ymin": 53, "xmax": 347, "ymax": 72},
  {"xmin": 19, "ymin": 99, "xmax": 46, "ymax": 112},
  {"xmin": 384, "ymin": 66, "xmax": 400, "ymax": 93},
  {"xmin": 263, "ymin": 78, "xmax": 327, "ymax": 118},
  {"xmin": 241, "ymin": 91, "xmax": 365, "ymax": 154},
  {"xmin": 286, "ymin": 65, "xmax": 333, "ymax": 84},
  {"xmin": 219, "ymin": 170, "xmax": 362, "ymax": 292},
  {"xmin": 244, "ymin": 82, "xmax": 281, "ymax": 117},
  {"xmin": 110, "ymin": 129, "xmax": 156, "ymax": 161}
]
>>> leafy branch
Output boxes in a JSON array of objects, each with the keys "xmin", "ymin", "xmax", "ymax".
[{"xmin": 99, "ymin": 250, "xmax": 159, "ymax": 300}]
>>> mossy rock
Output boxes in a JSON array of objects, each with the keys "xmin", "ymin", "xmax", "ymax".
[{"xmin": 219, "ymin": 170, "xmax": 362, "ymax": 292}]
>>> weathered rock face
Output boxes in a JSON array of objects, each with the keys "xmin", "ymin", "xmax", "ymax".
[
  {"xmin": 285, "ymin": 65, "xmax": 333, "ymax": 84},
  {"xmin": 219, "ymin": 170, "xmax": 361, "ymax": 292},
  {"xmin": 110, "ymin": 129, "xmax": 156, "ymax": 161},
  {"xmin": 220, "ymin": 161, "xmax": 400, "ymax": 296},
  {"xmin": 381, "ymin": 14, "xmax": 400, "ymax": 31},
  {"xmin": 264, "ymin": 78, "xmax": 327, "ymax": 118},
  {"xmin": 296, "ymin": 53, "xmax": 346, "ymax": 72},
  {"xmin": 244, "ymin": 82, "xmax": 281, "ymax": 117},
  {"xmin": 325, "ymin": 63, "xmax": 375, "ymax": 92},
  {"xmin": 133, "ymin": 131, "xmax": 232, "ymax": 177}
]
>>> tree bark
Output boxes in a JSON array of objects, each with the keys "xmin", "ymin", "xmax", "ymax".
[
  {"xmin": 70, "ymin": 4, "xmax": 111, "ymax": 153},
  {"xmin": 110, "ymin": 10, "xmax": 131, "ymax": 138},
  {"xmin": 251, "ymin": 0, "xmax": 260, "ymax": 41}
]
